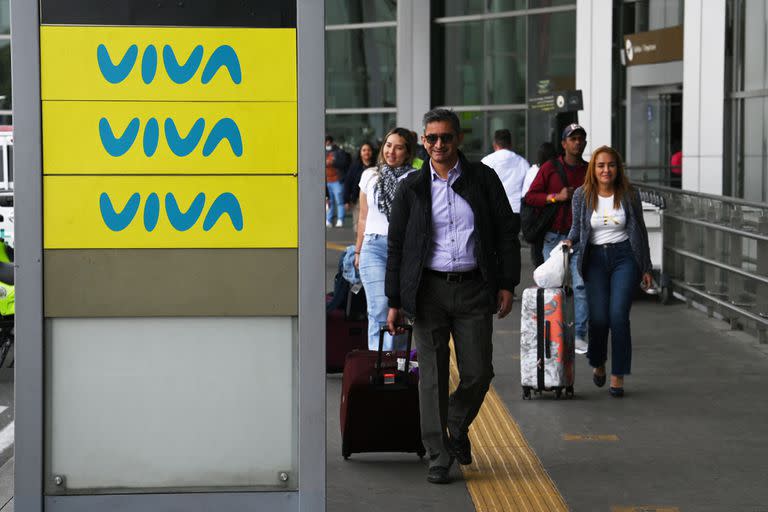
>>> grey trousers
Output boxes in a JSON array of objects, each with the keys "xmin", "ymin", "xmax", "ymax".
[{"xmin": 413, "ymin": 272, "xmax": 495, "ymax": 468}]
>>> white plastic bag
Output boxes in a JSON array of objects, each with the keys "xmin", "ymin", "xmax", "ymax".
[{"xmin": 533, "ymin": 241, "xmax": 569, "ymax": 288}]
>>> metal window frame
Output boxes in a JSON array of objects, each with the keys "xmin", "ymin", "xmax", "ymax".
[
  {"xmin": 11, "ymin": 0, "xmax": 326, "ymax": 511},
  {"xmin": 433, "ymin": 4, "xmax": 576, "ymax": 24},
  {"xmin": 325, "ymin": 20, "xmax": 397, "ymax": 30},
  {"xmin": 325, "ymin": 107, "xmax": 397, "ymax": 114}
]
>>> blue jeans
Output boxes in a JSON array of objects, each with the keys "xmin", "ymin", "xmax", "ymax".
[
  {"xmin": 584, "ymin": 240, "xmax": 639, "ymax": 376},
  {"xmin": 326, "ymin": 181, "xmax": 345, "ymax": 223},
  {"xmin": 359, "ymin": 234, "xmax": 394, "ymax": 351},
  {"xmin": 543, "ymin": 231, "xmax": 588, "ymax": 339}
]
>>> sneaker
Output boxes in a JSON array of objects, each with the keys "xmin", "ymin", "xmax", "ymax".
[
  {"xmin": 335, "ymin": 219, "xmax": 344, "ymax": 228},
  {"xmin": 325, "ymin": 220, "xmax": 332, "ymax": 228},
  {"xmin": 574, "ymin": 337, "xmax": 588, "ymax": 355}
]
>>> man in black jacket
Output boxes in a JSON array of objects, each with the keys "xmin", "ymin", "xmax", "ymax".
[{"xmin": 386, "ymin": 109, "xmax": 520, "ymax": 484}]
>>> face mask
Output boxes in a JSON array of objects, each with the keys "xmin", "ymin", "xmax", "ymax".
[{"xmin": 325, "ymin": 145, "xmax": 332, "ymax": 151}]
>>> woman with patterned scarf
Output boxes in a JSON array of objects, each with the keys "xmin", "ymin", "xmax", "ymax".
[{"xmin": 354, "ymin": 127, "xmax": 417, "ymax": 350}]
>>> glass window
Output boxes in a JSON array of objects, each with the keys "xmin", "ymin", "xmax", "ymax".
[
  {"xmin": 326, "ymin": 27, "xmax": 396, "ymax": 109},
  {"xmin": 743, "ymin": 0, "xmax": 767, "ymax": 91},
  {"xmin": 527, "ymin": 11, "xmax": 576, "ymax": 95},
  {"xmin": 0, "ymin": 0, "xmax": 9, "ymax": 35},
  {"xmin": 456, "ymin": 110, "xmax": 527, "ymax": 162},
  {"xmin": 0, "ymin": 40, "xmax": 10, "ymax": 112},
  {"xmin": 325, "ymin": 112, "xmax": 397, "ymax": 154},
  {"xmin": 528, "ymin": 0, "xmax": 576, "ymax": 7},
  {"xmin": 437, "ymin": 18, "xmax": 526, "ymax": 106},
  {"xmin": 739, "ymin": 97, "xmax": 768, "ymax": 202},
  {"xmin": 326, "ymin": 0, "xmax": 397, "ymax": 25}
]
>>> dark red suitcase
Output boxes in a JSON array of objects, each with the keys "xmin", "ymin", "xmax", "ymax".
[
  {"xmin": 326, "ymin": 293, "xmax": 368, "ymax": 373},
  {"xmin": 339, "ymin": 325, "xmax": 425, "ymax": 459}
]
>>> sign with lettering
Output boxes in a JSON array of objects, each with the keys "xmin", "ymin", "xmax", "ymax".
[{"xmin": 624, "ymin": 26, "xmax": 683, "ymax": 66}]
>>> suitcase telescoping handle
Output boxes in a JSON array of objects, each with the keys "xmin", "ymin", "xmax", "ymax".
[
  {"xmin": 544, "ymin": 321, "xmax": 552, "ymax": 359},
  {"xmin": 376, "ymin": 324, "xmax": 414, "ymax": 376},
  {"xmin": 561, "ymin": 243, "xmax": 571, "ymax": 289}
]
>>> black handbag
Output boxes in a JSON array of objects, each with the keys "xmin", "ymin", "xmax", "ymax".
[{"xmin": 520, "ymin": 159, "xmax": 569, "ymax": 243}]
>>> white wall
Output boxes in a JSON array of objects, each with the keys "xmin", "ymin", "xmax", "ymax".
[
  {"xmin": 682, "ymin": 0, "xmax": 726, "ymax": 194},
  {"xmin": 576, "ymin": 0, "xmax": 613, "ymax": 159}
]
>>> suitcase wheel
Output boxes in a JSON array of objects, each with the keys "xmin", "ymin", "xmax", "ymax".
[
  {"xmin": 565, "ymin": 386, "xmax": 575, "ymax": 399},
  {"xmin": 554, "ymin": 388, "xmax": 563, "ymax": 400},
  {"xmin": 342, "ymin": 439, "xmax": 351, "ymax": 460},
  {"xmin": 417, "ymin": 448, "xmax": 426, "ymax": 459},
  {"xmin": 522, "ymin": 386, "xmax": 532, "ymax": 400}
]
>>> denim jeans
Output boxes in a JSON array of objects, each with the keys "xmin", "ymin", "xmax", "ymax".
[
  {"xmin": 584, "ymin": 240, "xmax": 639, "ymax": 376},
  {"xmin": 326, "ymin": 181, "xmax": 345, "ymax": 223},
  {"xmin": 359, "ymin": 234, "xmax": 394, "ymax": 351},
  {"xmin": 543, "ymin": 231, "xmax": 588, "ymax": 339}
]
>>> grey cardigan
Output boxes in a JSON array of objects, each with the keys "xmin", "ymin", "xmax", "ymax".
[{"xmin": 566, "ymin": 186, "xmax": 653, "ymax": 279}]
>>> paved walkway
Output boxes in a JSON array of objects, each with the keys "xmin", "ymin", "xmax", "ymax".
[{"xmin": 326, "ymin": 224, "xmax": 768, "ymax": 512}]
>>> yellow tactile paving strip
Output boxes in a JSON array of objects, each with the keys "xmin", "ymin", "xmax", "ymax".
[{"xmin": 449, "ymin": 343, "xmax": 568, "ymax": 512}]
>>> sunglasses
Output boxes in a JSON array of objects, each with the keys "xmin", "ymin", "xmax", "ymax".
[{"xmin": 424, "ymin": 133, "xmax": 455, "ymax": 145}]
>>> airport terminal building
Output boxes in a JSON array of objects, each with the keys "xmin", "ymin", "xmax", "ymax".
[{"xmin": 325, "ymin": 0, "xmax": 767, "ymax": 201}]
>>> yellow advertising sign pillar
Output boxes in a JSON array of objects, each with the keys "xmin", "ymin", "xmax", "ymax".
[{"xmin": 12, "ymin": 1, "xmax": 325, "ymax": 511}]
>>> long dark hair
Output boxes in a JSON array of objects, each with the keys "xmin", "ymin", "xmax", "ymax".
[
  {"xmin": 583, "ymin": 145, "xmax": 632, "ymax": 211},
  {"xmin": 357, "ymin": 142, "xmax": 376, "ymax": 167}
]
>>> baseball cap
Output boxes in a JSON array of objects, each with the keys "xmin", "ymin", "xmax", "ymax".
[{"xmin": 562, "ymin": 123, "xmax": 586, "ymax": 140}]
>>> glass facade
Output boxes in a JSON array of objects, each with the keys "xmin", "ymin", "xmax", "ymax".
[
  {"xmin": 0, "ymin": 0, "xmax": 10, "ymax": 125},
  {"xmin": 434, "ymin": 3, "xmax": 576, "ymax": 161},
  {"xmin": 325, "ymin": 1, "xmax": 397, "ymax": 154},
  {"xmin": 726, "ymin": 0, "xmax": 768, "ymax": 202}
]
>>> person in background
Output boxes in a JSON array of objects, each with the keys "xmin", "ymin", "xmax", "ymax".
[
  {"xmin": 354, "ymin": 128, "xmax": 417, "ymax": 351},
  {"xmin": 386, "ymin": 109, "xmax": 520, "ymax": 484},
  {"xmin": 670, "ymin": 141, "xmax": 682, "ymax": 189},
  {"xmin": 344, "ymin": 142, "xmax": 376, "ymax": 234},
  {"xmin": 326, "ymin": 135, "xmax": 349, "ymax": 227},
  {"xmin": 524, "ymin": 124, "xmax": 589, "ymax": 354},
  {"xmin": 481, "ymin": 128, "xmax": 530, "ymax": 215},
  {"xmin": 563, "ymin": 146, "xmax": 652, "ymax": 398},
  {"xmin": 521, "ymin": 142, "xmax": 558, "ymax": 268}
]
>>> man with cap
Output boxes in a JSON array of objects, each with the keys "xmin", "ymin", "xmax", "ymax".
[{"xmin": 523, "ymin": 123, "xmax": 589, "ymax": 354}]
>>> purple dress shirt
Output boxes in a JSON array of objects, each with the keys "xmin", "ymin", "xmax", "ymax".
[{"xmin": 426, "ymin": 159, "xmax": 477, "ymax": 272}]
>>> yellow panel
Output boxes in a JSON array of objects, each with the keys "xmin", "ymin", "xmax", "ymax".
[
  {"xmin": 44, "ymin": 176, "xmax": 297, "ymax": 249},
  {"xmin": 43, "ymin": 101, "xmax": 296, "ymax": 174},
  {"xmin": 40, "ymin": 25, "xmax": 296, "ymax": 101}
]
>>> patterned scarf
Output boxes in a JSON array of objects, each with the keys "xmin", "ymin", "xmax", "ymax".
[{"xmin": 376, "ymin": 164, "xmax": 411, "ymax": 220}]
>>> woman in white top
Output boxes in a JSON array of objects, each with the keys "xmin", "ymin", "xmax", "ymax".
[
  {"xmin": 564, "ymin": 146, "xmax": 652, "ymax": 398},
  {"xmin": 354, "ymin": 128, "xmax": 417, "ymax": 350}
]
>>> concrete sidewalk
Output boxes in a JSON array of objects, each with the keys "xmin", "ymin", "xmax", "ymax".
[{"xmin": 325, "ymin": 225, "xmax": 768, "ymax": 511}]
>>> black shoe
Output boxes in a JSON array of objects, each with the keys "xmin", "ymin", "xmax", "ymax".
[
  {"xmin": 447, "ymin": 434, "xmax": 472, "ymax": 466},
  {"xmin": 609, "ymin": 387, "xmax": 624, "ymax": 398},
  {"xmin": 427, "ymin": 465, "xmax": 451, "ymax": 484},
  {"xmin": 593, "ymin": 371, "xmax": 606, "ymax": 388}
]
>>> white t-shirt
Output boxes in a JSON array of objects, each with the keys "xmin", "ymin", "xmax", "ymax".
[
  {"xmin": 521, "ymin": 164, "xmax": 541, "ymax": 199},
  {"xmin": 359, "ymin": 167, "xmax": 414, "ymax": 235},
  {"xmin": 589, "ymin": 195, "xmax": 629, "ymax": 245},
  {"xmin": 481, "ymin": 149, "xmax": 530, "ymax": 213}
]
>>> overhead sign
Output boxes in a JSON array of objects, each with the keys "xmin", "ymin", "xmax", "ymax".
[
  {"xmin": 528, "ymin": 90, "xmax": 583, "ymax": 113},
  {"xmin": 623, "ymin": 25, "xmax": 683, "ymax": 66}
]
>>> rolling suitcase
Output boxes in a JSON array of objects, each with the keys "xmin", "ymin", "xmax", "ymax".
[
  {"xmin": 326, "ymin": 292, "xmax": 367, "ymax": 373},
  {"xmin": 520, "ymin": 245, "xmax": 575, "ymax": 399},
  {"xmin": 339, "ymin": 325, "xmax": 425, "ymax": 459}
]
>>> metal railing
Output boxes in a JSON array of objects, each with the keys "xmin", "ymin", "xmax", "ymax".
[{"xmin": 636, "ymin": 183, "xmax": 768, "ymax": 343}]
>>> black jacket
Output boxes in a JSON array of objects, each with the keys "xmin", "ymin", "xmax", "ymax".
[
  {"xmin": 343, "ymin": 159, "xmax": 367, "ymax": 204},
  {"xmin": 385, "ymin": 152, "xmax": 521, "ymax": 316}
]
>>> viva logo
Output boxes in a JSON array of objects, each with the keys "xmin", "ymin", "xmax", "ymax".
[
  {"xmin": 99, "ymin": 117, "xmax": 243, "ymax": 157},
  {"xmin": 97, "ymin": 44, "xmax": 242, "ymax": 85},
  {"xmin": 100, "ymin": 192, "xmax": 244, "ymax": 232}
]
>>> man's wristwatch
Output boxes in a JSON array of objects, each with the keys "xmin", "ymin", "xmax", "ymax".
[{"xmin": 547, "ymin": 194, "xmax": 557, "ymax": 203}]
